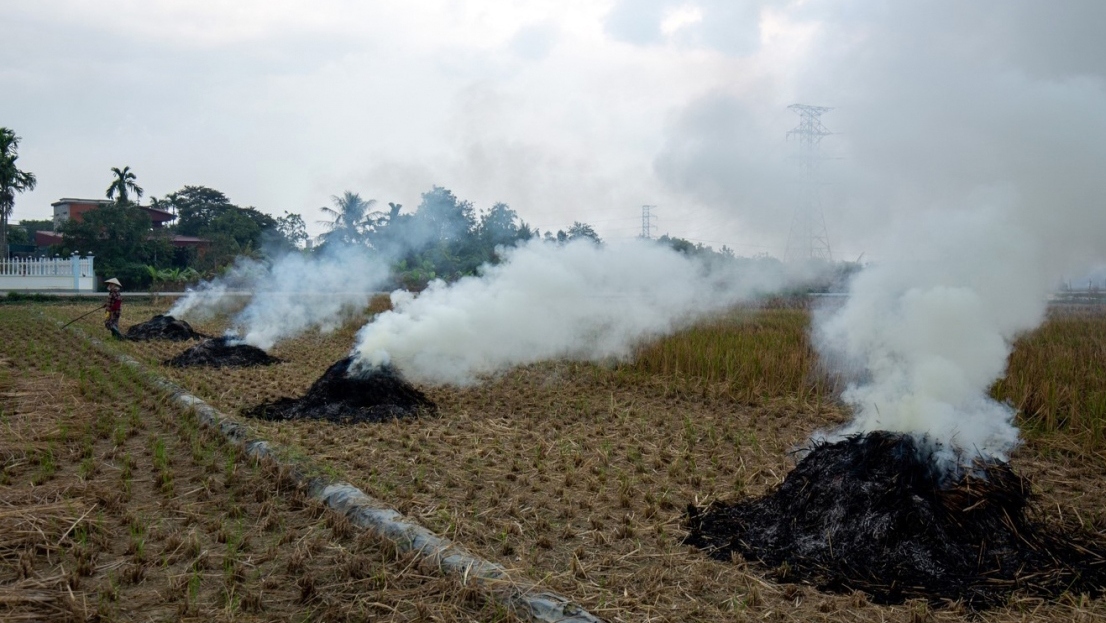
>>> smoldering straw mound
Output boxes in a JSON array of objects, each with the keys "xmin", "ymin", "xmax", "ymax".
[
  {"xmin": 126, "ymin": 314, "xmax": 205, "ymax": 341},
  {"xmin": 164, "ymin": 336, "xmax": 282, "ymax": 368},
  {"xmin": 242, "ymin": 357, "xmax": 436, "ymax": 424},
  {"xmin": 685, "ymin": 432, "xmax": 1106, "ymax": 607}
]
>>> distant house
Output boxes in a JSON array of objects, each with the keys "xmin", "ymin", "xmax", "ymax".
[{"xmin": 34, "ymin": 198, "xmax": 210, "ymax": 251}]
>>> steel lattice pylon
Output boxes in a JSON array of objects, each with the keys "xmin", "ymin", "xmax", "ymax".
[
  {"xmin": 784, "ymin": 104, "xmax": 833, "ymax": 263},
  {"xmin": 639, "ymin": 205, "xmax": 656, "ymax": 239}
]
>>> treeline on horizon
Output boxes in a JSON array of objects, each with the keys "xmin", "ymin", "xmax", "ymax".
[
  {"xmin": 2, "ymin": 130, "xmax": 857, "ymax": 293},
  {"xmin": 9, "ymin": 167, "xmax": 808, "ymax": 291},
  {"xmin": 10, "ymin": 168, "xmax": 856, "ymax": 293}
]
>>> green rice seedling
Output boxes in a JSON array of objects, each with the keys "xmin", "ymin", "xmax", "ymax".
[
  {"xmin": 31, "ymin": 445, "xmax": 57, "ymax": 485},
  {"xmin": 119, "ymin": 452, "xmax": 134, "ymax": 493},
  {"xmin": 127, "ymin": 404, "xmax": 143, "ymax": 432},
  {"xmin": 128, "ymin": 530, "xmax": 147, "ymax": 564},
  {"xmin": 152, "ymin": 436, "xmax": 169, "ymax": 470},
  {"xmin": 78, "ymin": 456, "xmax": 96, "ymax": 481},
  {"xmin": 112, "ymin": 423, "xmax": 127, "ymax": 447},
  {"xmin": 183, "ymin": 568, "xmax": 203, "ymax": 613},
  {"xmin": 95, "ymin": 409, "xmax": 115, "ymax": 440}
]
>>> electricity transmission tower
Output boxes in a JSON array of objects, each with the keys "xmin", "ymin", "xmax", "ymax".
[
  {"xmin": 640, "ymin": 205, "xmax": 656, "ymax": 239},
  {"xmin": 784, "ymin": 104, "xmax": 833, "ymax": 262}
]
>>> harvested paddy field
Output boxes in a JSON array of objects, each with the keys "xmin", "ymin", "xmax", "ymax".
[
  {"xmin": 0, "ymin": 305, "xmax": 522, "ymax": 622},
  {"xmin": 21, "ymin": 299, "xmax": 1106, "ymax": 622}
]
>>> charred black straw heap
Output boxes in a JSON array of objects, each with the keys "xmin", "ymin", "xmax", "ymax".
[
  {"xmin": 125, "ymin": 314, "xmax": 205, "ymax": 341},
  {"xmin": 685, "ymin": 432, "xmax": 1106, "ymax": 607},
  {"xmin": 164, "ymin": 336, "xmax": 282, "ymax": 368},
  {"xmin": 242, "ymin": 356, "xmax": 436, "ymax": 424}
]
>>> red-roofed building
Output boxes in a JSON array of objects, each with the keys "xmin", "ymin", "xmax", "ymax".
[{"xmin": 35, "ymin": 198, "xmax": 209, "ymax": 251}]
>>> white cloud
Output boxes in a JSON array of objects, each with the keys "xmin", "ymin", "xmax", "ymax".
[
  {"xmin": 6, "ymin": 0, "xmax": 1106, "ymax": 264},
  {"xmin": 661, "ymin": 5, "xmax": 703, "ymax": 36}
]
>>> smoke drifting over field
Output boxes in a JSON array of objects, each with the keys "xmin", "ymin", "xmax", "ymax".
[
  {"xmin": 171, "ymin": 245, "xmax": 390, "ymax": 350},
  {"xmin": 735, "ymin": 2, "xmax": 1106, "ymax": 464},
  {"xmin": 634, "ymin": 1, "xmax": 1106, "ymax": 465},
  {"xmin": 813, "ymin": 209, "xmax": 1051, "ymax": 464},
  {"xmin": 350, "ymin": 238, "xmax": 814, "ymax": 385}
]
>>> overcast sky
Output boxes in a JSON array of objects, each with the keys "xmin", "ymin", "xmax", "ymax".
[{"xmin": 5, "ymin": 1, "xmax": 1106, "ymax": 263}]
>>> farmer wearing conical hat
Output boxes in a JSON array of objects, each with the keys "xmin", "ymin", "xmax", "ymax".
[{"xmin": 104, "ymin": 278, "xmax": 124, "ymax": 339}]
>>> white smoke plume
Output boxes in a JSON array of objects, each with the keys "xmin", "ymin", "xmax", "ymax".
[
  {"xmin": 350, "ymin": 238, "xmax": 818, "ymax": 385},
  {"xmin": 813, "ymin": 206, "xmax": 1054, "ymax": 464},
  {"xmin": 169, "ymin": 255, "xmax": 266, "ymax": 321},
  {"xmin": 170, "ymin": 244, "xmax": 391, "ymax": 350},
  {"xmin": 643, "ymin": 1, "xmax": 1106, "ymax": 465}
]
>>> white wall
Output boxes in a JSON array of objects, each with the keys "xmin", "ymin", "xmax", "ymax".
[
  {"xmin": 0, "ymin": 274, "xmax": 96, "ymax": 291},
  {"xmin": 0, "ymin": 256, "xmax": 96, "ymax": 291}
]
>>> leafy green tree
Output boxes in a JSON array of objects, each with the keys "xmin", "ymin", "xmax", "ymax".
[
  {"xmin": 411, "ymin": 186, "xmax": 475, "ymax": 245},
  {"xmin": 159, "ymin": 185, "xmax": 281, "ymax": 268},
  {"xmin": 105, "ymin": 166, "xmax": 143, "ymax": 205},
  {"xmin": 7, "ymin": 219, "xmax": 52, "ymax": 247},
  {"xmin": 161, "ymin": 186, "xmax": 232, "ymax": 236},
  {"xmin": 657, "ymin": 234, "xmax": 697, "ymax": 255},
  {"xmin": 567, "ymin": 221, "xmax": 601, "ymax": 244},
  {"xmin": 362, "ymin": 201, "xmax": 412, "ymax": 259},
  {"xmin": 0, "ymin": 128, "xmax": 37, "ymax": 258},
  {"xmin": 207, "ymin": 206, "xmax": 275, "ymax": 254},
  {"xmin": 319, "ymin": 191, "xmax": 374, "ymax": 247},
  {"xmin": 478, "ymin": 203, "xmax": 521, "ymax": 247},
  {"xmin": 55, "ymin": 203, "xmax": 171, "ymax": 289},
  {"xmin": 6, "ymin": 226, "xmax": 27, "ymax": 246},
  {"xmin": 408, "ymin": 187, "xmax": 482, "ymax": 281},
  {"xmin": 473, "ymin": 202, "xmax": 534, "ymax": 264},
  {"xmin": 274, "ymin": 211, "xmax": 308, "ymax": 249}
]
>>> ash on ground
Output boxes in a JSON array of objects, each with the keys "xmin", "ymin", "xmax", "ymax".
[
  {"xmin": 242, "ymin": 357, "xmax": 435, "ymax": 424},
  {"xmin": 163, "ymin": 336, "xmax": 282, "ymax": 368},
  {"xmin": 685, "ymin": 431, "xmax": 1106, "ymax": 607},
  {"xmin": 126, "ymin": 314, "xmax": 205, "ymax": 341}
]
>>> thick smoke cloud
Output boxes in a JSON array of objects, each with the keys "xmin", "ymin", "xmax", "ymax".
[
  {"xmin": 170, "ymin": 244, "xmax": 390, "ymax": 350},
  {"xmin": 349, "ymin": 238, "xmax": 814, "ymax": 385},
  {"xmin": 656, "ymin": 1, "xmax": 1106, "ymax": 258},
  {"xmin": 653, "ymin": 1, "xmax": 1106, "ymax": 461},
  {"xmin": 813, "ymin": 206, "xmax": 1047, "ymax": 464}
]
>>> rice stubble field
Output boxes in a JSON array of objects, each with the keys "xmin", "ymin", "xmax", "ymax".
[
  {"xmin": 3, "ymin": 298, "xmax": 1106, "ymax": 622},
  {"xmin": 0, "ymin": 302, "xmax": 524, "ymax": 622}
]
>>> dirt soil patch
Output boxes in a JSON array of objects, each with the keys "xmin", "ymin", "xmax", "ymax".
[
  {"xmin": 242, "ymin": 357, "xmax": 436, "ymax": 424},
  {"xmin": 125, "ymin": 314, "xmax": 205, "ymax": 341},
  {"xmin": 164, "ymin": 336, "xmax": 283, "ymax": 368},
  {"xmin": 685, "ymin": 432, "xmax": 1106, "ymax": 607}
]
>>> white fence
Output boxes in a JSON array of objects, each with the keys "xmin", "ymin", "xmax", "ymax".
[{"xmin": 0, "ymin": 255, "xmax": 96, "ymax": 291}]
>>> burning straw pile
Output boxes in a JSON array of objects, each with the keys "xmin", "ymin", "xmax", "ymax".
[
  {"xmin": 243, "ymin": 356, "xmax": 435, "ymax": 424},
  {"xmin": 125, "ymin": 314, "xmax": 205, "ymax": 341},
  {"xmin": 685, "ymin": 431, "xmax": 1106, "ymax": 607},
  {"xmin": 164, "ymin": 336, "xmax": 282, "ymax": 368}
]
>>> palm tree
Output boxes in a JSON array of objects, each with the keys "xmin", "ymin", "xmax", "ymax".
[
  {"xmin": 318, "ymin": 191, "xmax": 375, "ymax": 246},
  {"xmin": 0, "ymin": 128, "xmax": 38, "ymax": 259},
  {"xmin": 106, "ymin": 166, "xmax": 143, "ymax": 205}
]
